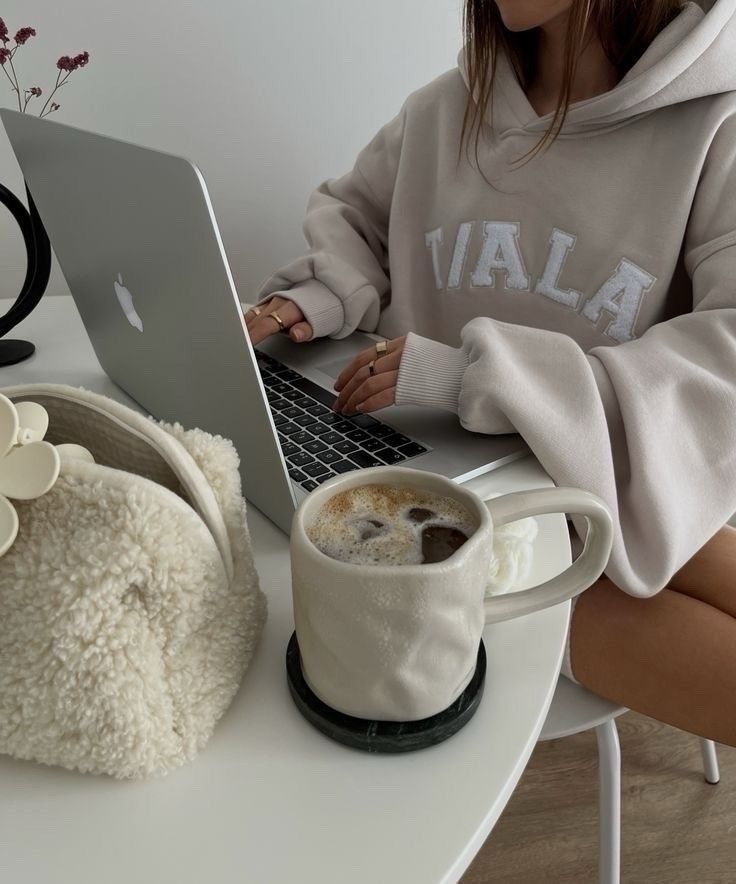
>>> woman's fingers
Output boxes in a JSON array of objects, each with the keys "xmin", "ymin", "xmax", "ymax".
[
  {"xmin": 244, "ymin": 298, "xmax": 279, "ymax": 328},
  {"xmin": 342, "ymin": 370, "xmax": 399, "ymax": 415},
  {"xmin": 289, "ymin": 321, "xmax": 313, "ymax": 343},
  {"xmin": 333, "ymin": 348, "xmax": 401, "ymax": 412},
  {"xmin": 355, "ymin": 385, "xmax": 397, "ymax": 414},
  {"xmin": 247, "ymin": 298, "xmax": 307, "ymax": 345},
  {"xmin": 334, "ymin": 337, "xmax": 404, "ymax": 392}
]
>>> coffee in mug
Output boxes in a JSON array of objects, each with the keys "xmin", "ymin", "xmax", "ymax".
[
  {"xmin": 306, "ymin": 483, "xmax": 478, "ymax": 566},
  {"xmin": 290, "ymin": 466, "xmax": 614, "ymax": 722}
]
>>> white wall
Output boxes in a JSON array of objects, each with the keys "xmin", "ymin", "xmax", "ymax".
[{"xmin": 0, "ymin": 0, "xmax": 462, "ymax": 300}]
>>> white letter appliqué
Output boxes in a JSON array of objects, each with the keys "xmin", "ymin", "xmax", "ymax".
[
  {"xmin": 470, "ymin": 221, "xmax": 530, "ymax": 291},
  {"xmin": 582, "ymin": 258, "xmax": 655, "ymax": 343},
  {"xmin": 534, "ymin": 228, "xmax": 583, "ymax": 310}
]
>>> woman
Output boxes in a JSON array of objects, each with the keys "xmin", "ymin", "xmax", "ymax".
[{"xmin": 246, "ymin": 0, "xmax": 736, "ymax": 744}]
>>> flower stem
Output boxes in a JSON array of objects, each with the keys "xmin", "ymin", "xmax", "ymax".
[
  {"xmin": 7, "ymin": 45, "xmax": 23, "ymax": 112},
  {"xmin": 38, "ymin": 70, "xmax": 70, "ymax": 118}
]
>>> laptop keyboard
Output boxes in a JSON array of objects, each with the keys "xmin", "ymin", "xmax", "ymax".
[{"xmin": 255, "ymin": 351, "xmax": 428, "ymax": 492}]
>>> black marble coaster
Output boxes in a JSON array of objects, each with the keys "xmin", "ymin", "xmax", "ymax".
[{"xmin": 285, "ymin": 631, "xmax": 486, "ymax": 753}]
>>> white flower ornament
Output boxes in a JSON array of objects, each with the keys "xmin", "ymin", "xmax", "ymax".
[{"xmin": 0, "ymin": 394, "xmax": 94, "ymax": 558}]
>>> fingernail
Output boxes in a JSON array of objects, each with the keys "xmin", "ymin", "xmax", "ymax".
[{"xmin": 292, "ymin": 329, "xmax": 303, "ymax": 341}]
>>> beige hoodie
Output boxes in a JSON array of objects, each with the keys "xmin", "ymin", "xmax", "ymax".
[{"xmin": 255, "ymin": 0, "xmax": 736, "ymax": 598}]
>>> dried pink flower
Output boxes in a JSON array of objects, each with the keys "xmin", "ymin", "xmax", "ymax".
[
  {"xmin": 0, "ymin": 47, "xmax": 10, "ymax": 65},
  {"xmin": 0, "ymin": 18, "xmax": 8, "ymax": 43},
  {"xmin": 56, "ymin": 55, "xmax": 77, "ymax": 72},
  {"xmin": 50, "ymin": 102, "xmax": 60, "ymax": 111},
  {"xmin": 73, "ymin": 51, "xmax": 89, "ymax": 68},
  {"xmin": 14, "ymin": 26, "xmax": 36, "ymax": 45},
  {"xmin": 29, "ymin": 86, "xmax": 42, "ymax": 97}
]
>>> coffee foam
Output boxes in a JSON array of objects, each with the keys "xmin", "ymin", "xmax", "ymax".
[{"xmin": 306, "ymin": 483, "xmax": 478, "ymax": 566}]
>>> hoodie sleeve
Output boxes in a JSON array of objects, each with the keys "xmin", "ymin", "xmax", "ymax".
[
  {"xmin": 252, "ymin": 101, "xmax": 408, "ymax": 339},
  {"xmin": 396, "ymin": 115, "xmax": 736, "ymax": 599}
]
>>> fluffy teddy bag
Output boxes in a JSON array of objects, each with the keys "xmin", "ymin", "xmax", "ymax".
[{"xmin": 0, "ymin": 383, "xmax": 267, "ymax": 780}]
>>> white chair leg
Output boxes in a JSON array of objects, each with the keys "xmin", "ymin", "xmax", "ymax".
[
  {"xmin": 595, "ymin": 719, "xmax": 621, "ymax": 884},
  {"xmin": 699, "ymin": 738, "xmax": 720, "ymax": 784}
]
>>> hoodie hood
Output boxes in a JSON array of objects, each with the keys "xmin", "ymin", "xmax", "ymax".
[{"xmin": 457, "ymin": 0, "xmax": 736, "ymax": 135}]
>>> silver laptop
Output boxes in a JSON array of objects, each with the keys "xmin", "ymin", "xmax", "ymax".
[{"xmin": 1, "ymin": 109, "xmax": 529, "ymax": 533}]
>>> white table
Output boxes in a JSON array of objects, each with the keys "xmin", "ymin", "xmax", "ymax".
[{"xmin": 0, "ymin": 296, "xmax": 572, "ymax": 884}]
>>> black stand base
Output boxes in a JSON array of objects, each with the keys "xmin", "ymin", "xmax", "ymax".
[
  {"xmin": 286, "ymin": 631, "xmax": 486, "ymax": 753},
  {"xmin": 0, "ymin": 339, "xmax": 36, "ymax": 367}
]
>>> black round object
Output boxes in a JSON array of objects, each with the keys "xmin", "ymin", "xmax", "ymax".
[
  {"xmin": 0, "ymin": 338, "xmax": 35, "ymax": 366},
  {"xmin": 286, "ymin": 631, "xmax": 486, "ymax": 753},
  {"xmin": 0, "ymin": 181, "xmax": 51, "ymax": 365}
]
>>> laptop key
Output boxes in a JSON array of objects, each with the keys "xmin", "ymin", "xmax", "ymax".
[
  {"xmin": 279, "ymin": 369, "xmax": 300, "ymax": 382},
  {"xmin": 345, "ymin": 429, "xmax": 370, "ymax": 443},
  {"xmin": 289, "ymin": 468, "xmax": 307, "ymax": 482},
  {"xmin": 282, "ymin": 406, "xmax": 303, "ymax": 419},
  {"xmin": 281, "ymin": 441, "xmax": 299, "ymax": 458},
  {"xmin": 293, "ymin": 396, "xmax": 315, "ymax": 409},
  {"xmin": 346, "ymin": 413, "xmax": 380, "ymax": 429},
  {"xmin": 295, "ymin": 413, "xmax": 318, "ymax": 427},
  {"xmin": 303, "ymin": 462, "xmax": 330, "ymax": 477},
  {"xmin": 333, "ymin": 420, "xmax": 356, "ymax": 434},
  {"xmin": 383, "ymin": 432, "xmax": 411, "ymax": 448},
  {"xmin": 334, "ymin": 439, "xmax": 358, "ymax": 455},
  {"xmin": 303, "ymin": 439, "xmax": 328, "ymax": 455},
  {"xmin": 271, "ymin": 382, "xmax": 293, "ymax": 395},
  {"xmin": 361, "ymin": 437, "xmax": 385, "ymax": 452},
  {"xmin": 397, "ymin": 442, "xmax": 427, "ymax": 458},
  {"xmin": 367, "ymin": 424, "xmax": 395, "ymax": 439},
  {"xmin": 317, "ymin": 450, "xmax": 342, "ymax": 465},
  {"xmin": 376, "ymin": 447, "xmax": 406, "ymax": 465},
  {"xmin": 308, "ymin": 422, "xmax": 334, "ymax": 437},
  {"xmin": 331, "ymin": 459, "xmax": 356, "ymax": 474},
  {"xmin": 291, "ymin": 431, "xmax": 314, "ymax": 446},
  {"xmin": 305, "ymin": 403, "xmax": 330, "ymax": 416},
  {"xmin": 321, "ymin": 431, "xmax": 343, "ymax": 446},
  {"xmin": 279, "ymin": 422, "xmax": 302, "ymax": 436},
  {"xmin": 289, "ymin": 452, "xmax": 315, "ymax": 468},
  {"xmin": 348, "ymin": 451, "xmax": 382, "ymax": 469},
  {"xmin": 282, "ymin": 389, "xmax": 304, "ymax": 401},
  {"xmin": 320, "ymin": 412, "xmax": 342, "ymax": 426},
  {"xmin": 314, "ymin": 472, "xmax": 336, "ymax": 484},
  {"xmin": 290, "ymin": 376, "xmax": 339, "ymax": 408},
  {"xmin": 269, "ymin": 398, "xmax": 291, "ymax": 411},
  {"xmin": 302, "ymin": 480, "xmax": 318, "ymax": 492}
]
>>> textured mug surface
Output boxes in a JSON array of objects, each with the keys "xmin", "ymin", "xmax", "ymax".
[{"xmin": 290, "ymin": 466, "xmax": 613, "ymax": 722}]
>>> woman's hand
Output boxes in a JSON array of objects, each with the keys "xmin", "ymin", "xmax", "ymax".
[
  {"xmin": 333, "ymin": 336, "xmax": 407, "ymax": 414},
  {"xmin": 244, "ymin": 297, "xmax": 314, "ymax": 344}
]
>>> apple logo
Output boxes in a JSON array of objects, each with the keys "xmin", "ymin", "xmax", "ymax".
[{"xmin": 113, "ymin": 273, "xmax": 144, "ymax": 332}]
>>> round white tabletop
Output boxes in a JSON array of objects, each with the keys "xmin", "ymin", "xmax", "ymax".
[{"xmin": 0, "ymin": 297, "xmax": 572, "ymax": 884}]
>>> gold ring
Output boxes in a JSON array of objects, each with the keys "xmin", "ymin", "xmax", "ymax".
[
  {"xmin": 368, "ymin": 359, "xmax": 376, "ymax": 377},
  {"xmin": 270, "ymin": 311, "xmax": 285, "ymax": 330},
  {"xmin": 252, "ymin": 306, "xmax": 262, "ymax": 317},
  {"xmin": 375, "ymin": 341, "xmax": 388, "ymax": 358}
]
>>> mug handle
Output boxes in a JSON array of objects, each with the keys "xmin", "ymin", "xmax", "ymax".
[{"xmin": 482, "ymin": 487, "xmax": 614, "ymax": 625}]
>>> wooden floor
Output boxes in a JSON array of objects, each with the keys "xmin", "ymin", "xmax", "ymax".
[{"xmin": 462, "ymin": 711, "xmax": 736, "ymax": 883}]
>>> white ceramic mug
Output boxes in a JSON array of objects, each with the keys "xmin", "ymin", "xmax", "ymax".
[{"xmin": 290, "ymin": 466, "xmax": 613, "ymax": 722}]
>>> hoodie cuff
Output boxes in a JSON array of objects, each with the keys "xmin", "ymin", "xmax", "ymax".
[
  {"xmin": 395, "ymin": 332, "xmax": 469, "ymax": 413},
  {"xmin": 257, "ymin": 280, "xmax": 344, "ymax": 339}
]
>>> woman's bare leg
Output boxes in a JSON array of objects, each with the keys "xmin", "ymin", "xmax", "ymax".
[
  {"xmin": 668, "ymin": 524, "xmax": 736, "ymax": 615},
  {"xmin": 569, "ymin": 525, "xmax": 736, "ymax": 746}
]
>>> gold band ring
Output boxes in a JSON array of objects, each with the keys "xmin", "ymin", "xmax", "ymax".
[
  {"xmin": 368, "ymin": 359, "xmax": 376, "ymax": 377},
  {"xmin": 270, "ymin": 311, "xmax": 285, "ymax": 330},
  {"xmin": 375, "ymin": 341, "xmax": 388, "ymax": 358},
  {"xmin": 252, "ymin": 306, "xmax": 262, "ymax": 317}
]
